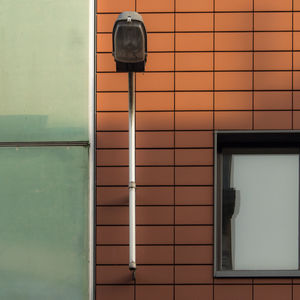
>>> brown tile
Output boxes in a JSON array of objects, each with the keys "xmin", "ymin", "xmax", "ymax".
[
  {"xmin": 295, "ymin": 0, "xmax": 300, "ymax": 11},
  {"xmin": 254, "ymin": 279, "xmax": 292, "ymax": 284},
  {"xmin": 254, "ymin": 111, "xmax": 292, "ymax": 129},
  {"xmin": 175, "ymin": 166, "xmax": 213, "ymax": 185},
  {"xmin": 97, "ymin": 167, "xmax": 128, "ymax": 185},
  {"xmin": 176, "ymin": 13, "xmax": 213, "ymax": 32},
  {"xmin": 136, "ymin": 206, "xmax": 174, "ymax": 225},
  {"xmin": 136, "ymin": 92, "xmax": 174, "ymax": 111},
  {"xmin": 215, "ymin": 72, "xmax": 252, "ymax": 90},
  {"xmin": 97, "ymin": 112, "xmax": 128, "ymax": 131},
  {"xmin": 175, "ymin": 186, "xmax": 213, "ymax": 205},
  {"xmin": 214, "ymin": 278, "xmax": 252, "ymax": 284},
  {"xmin": 293, "ymin": 278, "xmax": 300, "ymax": 284},
  {"xmin": 175, "ymin": 149, "xmax": 213, "ymax": 165},
  {"xmin": 294, "ymin": 12, "xmax": 300, "ymax": 30},
  {"xmin": 175, "ymin": 112, "xmax": 213, "ymax": 130},
  {"xmin": 175, "ymin": 206, "xmax": 213, "ymax": 225},
  {"xmin": 214, "ymin": 111, "xmax": 252, "ymax": 130},
  {"xmin": 97, "ymin": 93, "xmax": 128, "ymax": 112},
  {"xmin": 254, "ymin": 52, "xmax": 292, "ymax": 70},
  {"xmin": 254, "ymin": 0, "xmax": 292, "ymax": 11},
  {"xmin": 293, "ymin": 111, "xmax": 300, "ymax": 129},
  {"xmin": 293, "ymin": 71, "xmax": 300, "ymax": 90},
  {"xmin": 254, "ymin": 12, "xmax": 292, "ymax": 31},
  {"xmin": 97, "ymin": 33, "xmax": 112, "ymax": 52},
  {"xmin": 136, "ymin": 166, "xmax": 174, "ymax": 185},
  {"xmin": 97, "ymin": 206, "xmax": 128, "ymax": 225},
  {"xmin": 97, "ymin": 14, "xmax": 118, "ymax": 33},
  {"xmin": 137, "ymin": 226, "xmax": 174, "ymax": 244},
  {"xmin": 97, "ymin": 187, "xmax": 128, "ymax": 205},
  {"xmin": 146, "ymin": 53, "xmax": 174, "ymax": 72},
  {"xmin": 136, "ymin": 112, "xmax": 174, "ymax": 130},
  {"xmin": 175, "ymin": 131, "xmax": 213, "ymax": 148},
  {"xmin": 136, "ymin": 131, "xmax": 174, "ymax": 148},
  {"xmin": 175, "ymin": 285, "xmax": 213, "ymax": 300},
  {"xmin": 97, "ymin": 0, "xmax": 135, "ymax": 13},
  {"xmin": 215, "ymin": 52, "xmax": 252, "ymax": 71},
  {"xmin": 214, "ymin": 285, "xmax": 252, "ymax": 300},
  {"xmin": 137, "ymin": 246, "xmax": 174, "ymax": 264},
  {"xmin": 293, "ymin": 285, "xmax": 300, "ymax": 299},
  {"xmin": 175, "ymin": 226, "xmax": 213, "ymax": 244},
  {"xmin": 175, "ymin": 92, "xmax": 213, "ymax": 110},
  {"xmin": 215, "ymin": 0, "xmax": 252, "ymax": 11},
  {"xmin": 254, "ymin": 32, "xmax": 292, "ymax": 51},
  {"xmin": 136, "ymin": 187, "xmax": 174, "ymax": 205},
  {"xmin": 136, "ymin": 149, "xmax": 174, "ymax": 165},
  {"xmin": 136, "ymin": 266, "xmax": 174, "ymax": 284},
  {"xmin": 96, "ymin": 266, "xmax": 132, "ymax": 284},
  {"xmin": 137, "ymin": 0, "xmax": 174, "ymax": 12},
  {"xmin": 254, "ymin": 91, "xmax": 292, "ymax": 110},
  {"xmin": 97, "ymin": 206, "xmax": 174, "ymax": 225},
  {"xmin": 97, "ymin": 149, "xmax": 128, "ymax": 166},
  {"xmin": 215, "ymin": 92, "xmax": 252, "ymax": 110},
  {"xmin": 176, "ymin": 0, "xmax": 213, "ymax": 12},
  {"xmin": 254, "ymin": 285, "xmax": 292, "ymax": 300},
  {"xmin": 175, "ymin": 53, "xmax": 213, "ymax": 71},
  {"xmin": 294, "ymin": 33, "xmax": 300, "ymax": 51},
  {"xmin": 136, "ymin": 286, "xmax": 173, "ymax": 300},
  {"xmin": 141, "ymin": 13, "xmax": 174, "ymax": 32},
  {"xmin": 96, "ymin": 286, "xmax": 134, "ymax": 300},
  {"xmin": 293, "ymin": 91, "xmax": 300, "ymax": 109},
  {"xmin": 97, "ymin": 132, "xmax": 128, "ymax": 148},
  {"xmin": 175, "ymin": 265, "xmax": 213, "ymax": 284},
  {"xmin": 97, "ymin": 73, "xmax": 128, "ymax": 92},
  {"xmin": 175, "ymin": 245, "xmax": 213, "ymax": 264},
  {"xmin": 176, "ymin": 33, "xmax": 213, "ymax": 51},
  {"xmin": 136, "ymin": 73, "xmax": 174, "ymax": 91},
  {"xmin": 215, "ymin": 33, "xmax": 252, "ymax": 51},
  {"xmin": 96, "ymin": 245, "xmax": 128, "ymax": 264},
  {"xmin": 97, "ymin": 226, "xmax": 128, "ymax": 245},
  {"xmin": 97, "ymin": 53, "xmax": 115, "ymax": 72},
  {"xmin": 176, "ymin": 72, "xmax": 213, "ymax": 91},
  {"xmin": 254, "ymin": 72, "xmax": 292, "ymax": 90},
  {"xmin": 215, "ymin": 13, "xmax": 253, "ymax": 31},
  {"xmin": 293, "ymin": 52, "xmax": 300, "ymax": 70},
  {"xmin": 148, "ymin": 33, "xmax": 174, "ymax": 52}
]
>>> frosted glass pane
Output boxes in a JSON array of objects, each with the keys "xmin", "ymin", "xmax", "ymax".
[
  {"xmin": 0, "ymin": 147, "xmax": 89, "ymax": 300},
  {"xmin": 0, "ymin": 1, "xmax": 89, "ymax": 141},
  {"xmin": 231, "ymin": 154, "xmax": 299, "ymax": 270}
]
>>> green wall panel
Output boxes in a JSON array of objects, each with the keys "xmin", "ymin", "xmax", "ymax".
[
  {"xmin": 0, "ymin": 0, "xmax": 89, "ymax": 141},
  {"xmin": 0, "ymin": 146, "xmax": 89, "ymax": 299}
]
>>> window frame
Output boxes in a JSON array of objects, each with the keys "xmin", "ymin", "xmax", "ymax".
[{"xmin": 214, "ymin": 130, "xmax": 300, "ymax": 278}]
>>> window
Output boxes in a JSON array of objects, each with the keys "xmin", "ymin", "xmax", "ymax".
[{"xmin": 215, "ymin": 131, "xmax": 300, "ymax": 277}]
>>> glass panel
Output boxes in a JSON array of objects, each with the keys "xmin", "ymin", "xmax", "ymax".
[
  {"xmin": 0, "ymin": 147, "xmax": 89, "ymax": 299},
  {"xmin": 227, "ymin": 154, "xmax": 299, "ymax": 270},
  {"xmin": 0, "ymin": 1, "xmax": 89, "ymax": 141}
]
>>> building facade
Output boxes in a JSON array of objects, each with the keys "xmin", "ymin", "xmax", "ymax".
[{"xmin": 96, "ymin": 0, "xmax": 300, "ymax": 299}]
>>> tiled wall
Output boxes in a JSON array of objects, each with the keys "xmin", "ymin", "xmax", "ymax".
[{"xmin": 96, "ymin": 0, "xmax": 300, "ymax": 299}]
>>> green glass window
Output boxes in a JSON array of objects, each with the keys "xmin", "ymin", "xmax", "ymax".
[{"xmin": 0, "ymin": 147, "xmax": 89, "ymax": 299}]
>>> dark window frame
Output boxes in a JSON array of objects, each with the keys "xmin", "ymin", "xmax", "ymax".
[{"xmin": 214, "ymin": 130, "xmax": 300, "ymax": 277}]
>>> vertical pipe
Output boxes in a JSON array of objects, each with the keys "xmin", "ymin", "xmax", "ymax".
[{"xmin": 128, "ymin": 72, "xmax": 136, "ymax": 271}]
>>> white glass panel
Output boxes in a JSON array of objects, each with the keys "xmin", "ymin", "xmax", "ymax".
[
  {"xmin": 0, "ymin": 1, "xmax": 89, "ymax": 141},
  {"xmin": 231, "ymin": 154, "xmax": 299, "ymax": 270}
]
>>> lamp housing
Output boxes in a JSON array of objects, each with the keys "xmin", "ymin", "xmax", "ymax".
[{"xmin": 112, "ymin": 11, "xmax": 147, "ymax": 72}]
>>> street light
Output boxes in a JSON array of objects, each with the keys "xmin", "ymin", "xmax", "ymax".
[{"xmin": 113, "ymin": 12, "xmax": 147, "ymax": 280}]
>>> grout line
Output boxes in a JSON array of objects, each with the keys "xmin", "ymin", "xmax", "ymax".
[{"xmin": 292, "ymin": 0, "xmax": 295, "ymax": 130}]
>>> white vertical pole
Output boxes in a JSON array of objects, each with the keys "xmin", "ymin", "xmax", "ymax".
[{"xmin": 128, "ymin": 72, "xmax": 136, "ymax": 272}]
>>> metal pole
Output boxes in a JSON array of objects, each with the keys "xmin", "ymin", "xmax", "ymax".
[{"xmin": 128, "ymin": 72, "xmax": 136, "ymax": 274}]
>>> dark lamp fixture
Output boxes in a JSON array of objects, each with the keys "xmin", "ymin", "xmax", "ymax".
[{"xmin": 113, "ymin": 11, "xmax": 147, "ymax": 72}]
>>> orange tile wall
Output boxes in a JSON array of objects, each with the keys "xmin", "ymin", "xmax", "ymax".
[{"xmin": 96, "ymin": 0, "xmax": 299, "ymax": 299}]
